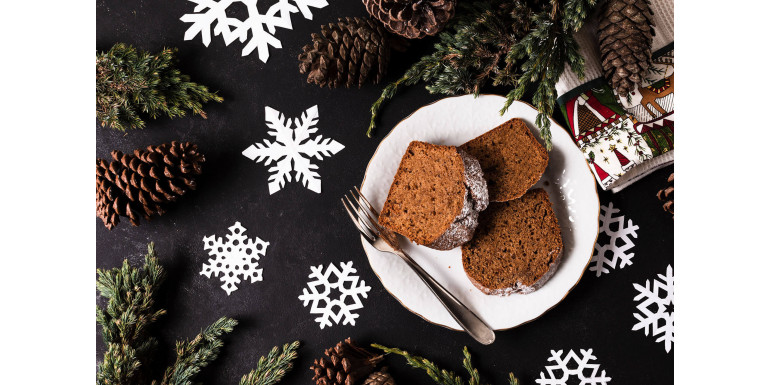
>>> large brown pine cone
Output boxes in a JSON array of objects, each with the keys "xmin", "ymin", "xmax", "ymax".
[
  {"xmin": 299, "ymin": 17, "xmax": 392, "ymax": 88},
  {"xmin": 363, "ymin": 0, "xmax": 456, "ymax": 39},
  {"xmin": 598, "ymin": 0, "xmax": 655, "ymax": 97},
  {"xmin": 310, "ymin": 338, "xmax": 383, "ymax": 385},
  {"xmin": 364, "ymin": 367, "xmax": 396, "ymax": 385},
  {"xmin": 96, "ymin": 141, "xmax": 205, "ymax": 229}
]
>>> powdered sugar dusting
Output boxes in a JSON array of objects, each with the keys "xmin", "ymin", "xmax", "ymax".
[{"xmin": 428, "ymin": 149, "xmax": 489, "ymax": 250}]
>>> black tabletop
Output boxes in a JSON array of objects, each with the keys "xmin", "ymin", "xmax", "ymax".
[{"xmin": 96, "ymin": 1, "xmax": 674, "ymax": 384}]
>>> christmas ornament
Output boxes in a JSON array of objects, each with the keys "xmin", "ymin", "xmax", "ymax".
[
  {"xmin": 372, "ymin": 344, "xmax": 521, "ymax": 385},
  {"xmin": 96, "ymin": 43, "xmax": 222, "ymax": 131},
  {"xmin": 598, "ymin": 0, "xmax": 656, "ymax": 97},
  {"xmin": 299, "ymin": 17, "xmax": 393, "ymax": 88},
  {"xmin": 97, "ymin": 243, "xmax": 299, "ymax": 385},
  {"xmin": 364, "ymin": 367, "xmax": 396, "ymax": 385},
  {"xmin": 362, "ymin": 0, "xmax": 456, "ymax": 39},
  {"xmin": 96, "ymin": 141, "xmax": 205, "ymax": 229},
  {"xmin": 201, "ymin": 222, "xmax": 269, "ymax": 295},
  {"xmin": 242, "ymin": 105, "xmax": 344, "ymax": 194},
  {"xmin": 298, "ymin": 261, "xmax": 371, "ymax": 329},
  {"xmin": 633, "ymin": 264, "xmax": 675, "ymax": 353},
  {"xmin": 656, "ymin": 172, "xmax": 674, "ymax": 218},
  {"xmin": 589, "ymin": 202, "xmax": 639, "ymax": 277},
  {"xmin": 311, "ymin": 338, "xmax": 383, "ymax": 385},
  {"xmin": 536, "ymin": 349, "xmax": 611, "ymax": 385},
  {"xmin": 180, "ymin": 0, "xmax": 329, "ymax": 62}
]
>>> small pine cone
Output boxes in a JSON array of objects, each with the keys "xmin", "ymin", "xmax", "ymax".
[
  {"xmin": 96, "ymin": 141, "xmax": 205, "ymax": 229},
  {"xmin": 310, "ymin": 338, "xmax": 383, "ymax": 385},
  {"xmin": 598, "ymin": 0, "xmax": 656, "ymax": 97},
  {"xmin": 363, "ymin": 0, "xmax": 456, "ymax": 39},
  {"xmin": 656, "ymin": 172, "xmax": 673, "ymax": 218},
  {"xmin": 364, "ymin": 367, "xmax": 396, "ymax": 385},
  {"xmin": 299, "ymin": 17, "xmax": 392, "ymax": 89}
]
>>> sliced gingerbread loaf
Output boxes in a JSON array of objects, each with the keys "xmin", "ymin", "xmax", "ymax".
[
  {"xmin": 460, "ymin": 118, "xmax": 548, "ymax": 202},
  {"xmin": 379, "ymin": 141, "xmax": 489, "ymax": 250},
  {"xmin": 462, "ymin": 188, "xmax": 562, "ymax": 295}
]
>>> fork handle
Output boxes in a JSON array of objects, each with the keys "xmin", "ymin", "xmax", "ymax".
[{"xmin": 393, "ymin": 249, "xmax": 496, "ymax": 345}]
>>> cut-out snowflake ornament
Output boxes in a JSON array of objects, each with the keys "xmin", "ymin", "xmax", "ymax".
[
  {"xmin": 589, "ymin": 202, "xmax": 639, "ymax": 277},
  {"xmin": 180, "ymin": 0, "xmax": 328, "ymax": 62},
  {"xmin": 536, "ymin": 349, "xmax": 612, "ymax": 385},
  {"xmin": 633, "ymin": 264, "xmax": 675, "ymax": 353},
  {"xmin": 298, "ymin": 261, "xmax": 371, "ymax": 329},
  {"xmin": 243, "ymin": 105, "xmax": 344, "ymax": 194},
  {"xmin": 201, "ymin": 221, "xmax": 269, "ymax": 295}
]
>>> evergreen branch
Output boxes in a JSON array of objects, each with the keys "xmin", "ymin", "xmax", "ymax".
[
  {"xmin": 372, "ymin": 344, "xmax": 464, "ymax": 385},
  {"xmin": 157, "ymin": 317, "xmax": 238, "ymax": 385},
  {"xmin": 97, "ymin": 243, "xmax": 166, "ymax": 385},
  {"xmin": 238, "ymin": 341, "xmax": 300, "ymax": 385},
  {"xmin": 373, "ymin": 344, "xmax": 520, "ymax": 385},
  {"xmin": 461, "ymin": 347, "xmax": 480, "ymax": 385},
  {"xmin": 96, "ymin": 43, "xmax": 223, "ymax": 131}
]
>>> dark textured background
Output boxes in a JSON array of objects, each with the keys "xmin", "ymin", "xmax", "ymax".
[{"xmin": 96, "ymin": 1, "xmax": 674, "ymax": 384}]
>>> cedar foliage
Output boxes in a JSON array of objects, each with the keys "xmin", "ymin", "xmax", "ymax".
[
  {"xmin": 368, "ymin": 0, "xmax": 597, "ymax": 150},
  {"xmin": 96, "ymin": 243, "xmax": 299, "ymax": 385},
  {"xmin": 96, "ymin": 43, "xmax": 223, "ymax": 131},
  {"xmin": 372, "ymin": 344, "xmax": 520, "ymax": 385}
]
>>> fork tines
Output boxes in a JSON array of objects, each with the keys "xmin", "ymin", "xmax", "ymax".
[{"xmin": 341, "ymin": 187, "xmax": 382, "ymax": 243}]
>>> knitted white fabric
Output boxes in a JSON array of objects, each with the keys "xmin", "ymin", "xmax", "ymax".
[{"xmin": 556, "ymin": 0, "xmax": 674, "ymax": 96}]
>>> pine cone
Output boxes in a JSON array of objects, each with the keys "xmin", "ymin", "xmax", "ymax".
[
  {"xmin": 656, "ymin": 172, "xmax": 673, "ymax": 218},
  {"xmin": 363, "ymin": 0, "xmax": 456, "ymax": 39},
  {"xmin": 364, "ymin": 367, "xmax": 395, "ymax": 385},
  {"xmin": 598, "ymin": 0, "xmax": 655, "ymax": 97},
  {"xmin": 299, "ymin": 17, "xmax": 393, "ymax": 89},
  {"xmin": 96, "ymin": 141, "xmax": 205, "ymax": 229},
  {"xmin": 311, "ymin": 338, "xmax": 383, "ymax": 385}
]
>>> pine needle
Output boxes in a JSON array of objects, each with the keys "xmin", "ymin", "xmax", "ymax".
[
  {"xmin": 239, "ymin": 341, "xmax": 300, "ymax": 385},
  {"xmin": 372, "ymin": 344, "xmax": 520, "ymax": 385}
]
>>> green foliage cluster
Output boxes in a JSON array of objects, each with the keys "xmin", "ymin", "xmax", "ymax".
[
  {"xmin": 96, "ymin": 43, "xmax": 223, "ymax": 131},
  {"xmin": 96, "ymin": 243, "xmax": 298, "ymax": 385},
  {"xmin": 368, "ymin": 0, "xmax": 598, "ymax": 150},
  {"xmin": 372, "ymin": 344, "xmax": 520, "ymax": 385}
]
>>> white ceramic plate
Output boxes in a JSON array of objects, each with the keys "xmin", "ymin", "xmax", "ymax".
[{"xmin": 360, "ymin": 94, "xmax": 599, "ymax": 331}]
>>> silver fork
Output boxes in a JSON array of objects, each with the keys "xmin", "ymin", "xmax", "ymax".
[{"xmin": 342, "ymin": 187, "xmax": 496, "ymax": 345}]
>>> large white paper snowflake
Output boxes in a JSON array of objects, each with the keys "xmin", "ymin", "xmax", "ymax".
[
  {"xmin": 242, "ymin": 105, "xmax": 344, "ymax": 194},
  {"xmin": 298, "ymin": 261, "xmax": 371, "ymax": 329},
  {"xmin": 536, "ymin": 349, "xmax": 612, "ymax": 385},
  {"xmin": 180, "ymin": 0, "xmax": 328, "ymax": 62},
  {"xmin": 633, "ymin": 264, "xmax": 674, "ymax": 353},
  {"xmin": 201, "ymin": 221, "xmax": 269, "ymax": 295},
  {"xmin": 589, "ymin": 202, "xmax": 639, "ymax": 277}
]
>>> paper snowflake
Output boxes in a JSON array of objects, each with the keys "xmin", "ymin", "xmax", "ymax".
[
  {"xmin": 589, "ymin": 202, "xmax": 639, "ymax": 277},
  {"xmin": 180, "ymin": 0, "xmax": 328, "ymax": 62},
  {"xmin": 298, "ymin": 261, "xmax": 371, "ymax": 329},
  {"xmin": 536, "ymin": 349, "xmax": 612, "ymax": 385},
  {"xmin": 242, "ymin": 105, "xmax": 344, "ymax": 194},
  {"xmin": 201, "ymin": 221, "xmax": 269, "ymax": 295},
  {"xmin": 633, "ymin": 264, "xmax": 675, "ymax": 353}
]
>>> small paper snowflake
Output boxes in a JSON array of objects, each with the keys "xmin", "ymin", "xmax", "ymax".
[
  {"xmin": 298, "ymin": 261, "xmax": 371, "ymax": 329},
  {"xmin": 633, "ymin": 264, "xmax": 674, "ymax": 353},
  {"xmin": 201, "ymin": 221, "xmax": 269, "ymax": 295},
  {"xmin": 589, "ymin": 202, "xmax": 639, "ymax": 277},
  {"xmin": 242, "ymin": 105, "xmax": 344, "ymax": 194},
  {"xmin": 536, "ymin": 349, "xmax": 612, "ymax": 385},
  {"xmin": 180, "ymin": 0, "xmax": 328, "ymax": 62}
]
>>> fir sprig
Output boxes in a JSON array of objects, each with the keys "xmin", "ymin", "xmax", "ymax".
[
  {"xmin": 368, "ymin": 0, "xmax": 597, "ymax": 151},
  {"xmin": 372, "ymin": 344, "xmax": 520, "ymax": 385},
  {"xmin": 96, "ymin": 243, "xmax": 299, "ymax": 385},
  {"xmin": 96, "ymin": 43, "xmax": 223, "ymax": 131},
  {"xmin": 239, "ymin": 341, "xmax": 300, "ymax": 385}
]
